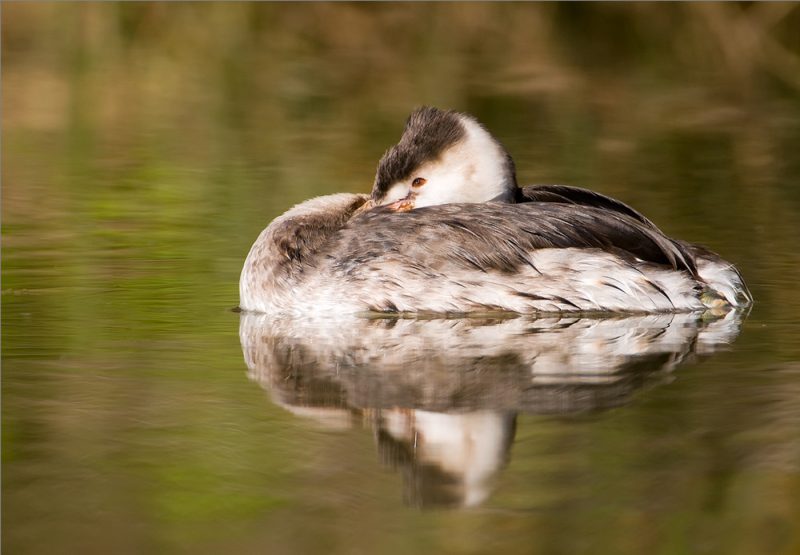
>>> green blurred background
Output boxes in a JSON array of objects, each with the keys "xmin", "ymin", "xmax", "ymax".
[{"xmin": 3, "ymin": 3, "xmax": 800, "ymax": 554}]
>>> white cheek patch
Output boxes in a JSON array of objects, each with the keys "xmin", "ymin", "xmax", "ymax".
[
  {"xmin": 413, "ymin": 169, "xmax": 464, "ymax": 208},
  {"xmin": 380, "ymin": 182, "xmax": 410, "ymax": 205}
]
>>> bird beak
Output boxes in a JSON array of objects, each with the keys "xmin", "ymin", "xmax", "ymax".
[
  {"xmin": 354, "ymin": 197, "xmax": 376, "ymax": 216},
  {"xmin": 384, "ymin": 193, "xmax": 416, "ymax": 212}
]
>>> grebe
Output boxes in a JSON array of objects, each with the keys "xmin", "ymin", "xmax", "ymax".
[{"xmin": 239, "ymin": 107, "xmax": 751, "ymax": 315}]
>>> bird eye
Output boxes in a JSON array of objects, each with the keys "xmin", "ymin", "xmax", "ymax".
[{"xmin": 412, "ymin": 177, "xmax": 426, "ymax": 187}]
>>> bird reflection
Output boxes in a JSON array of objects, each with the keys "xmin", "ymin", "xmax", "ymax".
[{"xmin": 239, "ymin": 311, "xmax": 745, "ymax": 508}]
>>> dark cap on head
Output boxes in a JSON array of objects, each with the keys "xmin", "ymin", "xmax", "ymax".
[{"xmin": 371, "ymin": 107, "xmax": 466, "ymax": 202}]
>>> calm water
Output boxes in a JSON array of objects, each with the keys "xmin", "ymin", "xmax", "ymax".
[{"xmin": 3, "ymin": 4, "xmax": 800, "ymax": 554}]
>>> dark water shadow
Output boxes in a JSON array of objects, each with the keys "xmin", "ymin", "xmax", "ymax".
[{"xmin": 239, "ymin": 311, "xmax": 746, "ymax": 509}]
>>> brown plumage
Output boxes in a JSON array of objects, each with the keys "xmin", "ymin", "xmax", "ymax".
[{"xmin": 336, "ymin": 201, "xmax": 695, "ymax": 277}]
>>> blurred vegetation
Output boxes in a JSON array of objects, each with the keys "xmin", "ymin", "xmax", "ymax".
[
  {"xmin": 4, "ymin": 3, "xmax": 800, "ymax": 309},
  {"xmin": 3, "ymin": 3, "xmax": 800, "ymax": 554}
]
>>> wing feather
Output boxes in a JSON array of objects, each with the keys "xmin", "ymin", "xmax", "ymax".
[{"xmin": 337, "ymin": 203, "xmax": 698, "ymax": 277}]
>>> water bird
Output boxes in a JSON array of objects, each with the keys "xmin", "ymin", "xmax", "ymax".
[{"xmin": 239, "ymin": 107, "xmax": 751, "ymax": 314}]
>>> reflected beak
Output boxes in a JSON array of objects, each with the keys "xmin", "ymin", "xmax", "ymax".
[{"xmin": 384, "ymin": 194, "xmax": 416, "ymax": 213}]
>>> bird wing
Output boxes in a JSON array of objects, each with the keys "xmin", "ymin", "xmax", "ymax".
[
  {"xmin": 518, "ymin": 184, "xmax": 658, "ymax": 229},
  {"xmin": 336, "ymin": 202, "xmax": 697, "ymax": 277}
]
